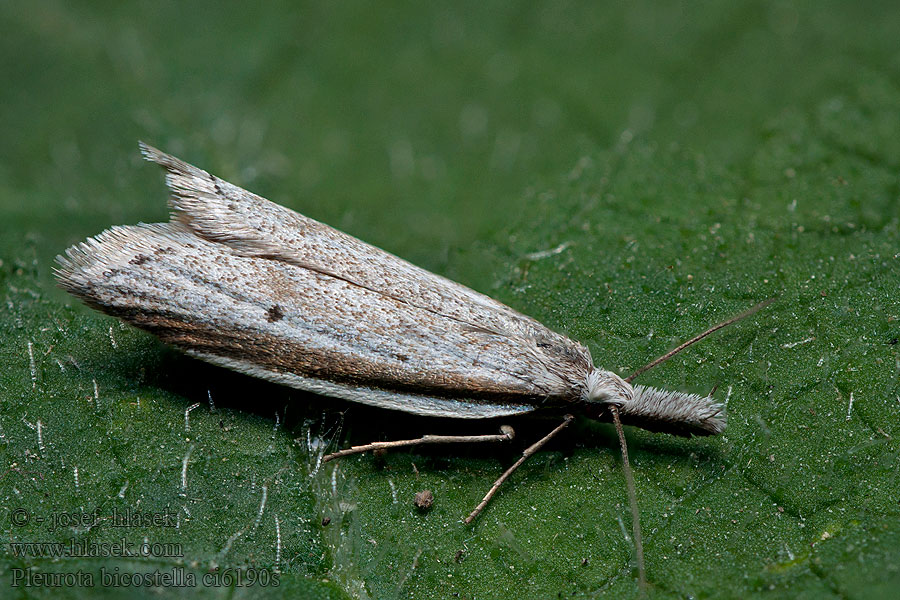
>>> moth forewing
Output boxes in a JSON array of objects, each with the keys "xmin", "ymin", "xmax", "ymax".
[{"xmin": 56, "ymin": 144, "xmax": 597, "ymax": 417}]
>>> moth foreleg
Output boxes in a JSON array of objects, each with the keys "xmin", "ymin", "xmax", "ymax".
[{"xmin": 322, "ymin": 425, "xmax": 516, "ymax": 462}]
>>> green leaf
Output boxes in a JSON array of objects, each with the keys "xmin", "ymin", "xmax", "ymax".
[{"xmin": 2, "ymin": 2, "xmax": 899, "ymax": 599}]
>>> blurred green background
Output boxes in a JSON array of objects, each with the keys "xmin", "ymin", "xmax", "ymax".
[{"xmin": 2, "ymin": 1, "xmax": 899, "ymax": 598}]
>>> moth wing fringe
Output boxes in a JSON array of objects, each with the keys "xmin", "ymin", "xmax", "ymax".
[
  {"xmin": 55, "ymin": 222, "xmax": 192, "ymax": 301},
  {"xmin": 140, "ymin": 141, "xmax": 322, "ymax": 260}
]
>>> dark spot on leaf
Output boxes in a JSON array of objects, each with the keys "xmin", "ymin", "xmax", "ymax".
[{"xmin": 130, "ymin": 254, "xmax": 150, "ymax": 265}]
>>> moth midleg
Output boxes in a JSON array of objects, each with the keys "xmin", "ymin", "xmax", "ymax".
[
  {"xmin": 322, "ymin": 426, "xmax": 516, "ymax": 462},
  {"xmin": 464, "ymin": 415, "xmax": 575, "ymax": 524}
]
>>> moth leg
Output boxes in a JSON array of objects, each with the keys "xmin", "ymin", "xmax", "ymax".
[
  {"xmin": 464, "ymin": 414, "xmax": 575, "ymax": 524},
  {"xmin": 322, "ymin": 425, "xmax": 515, "ymax": 462}
]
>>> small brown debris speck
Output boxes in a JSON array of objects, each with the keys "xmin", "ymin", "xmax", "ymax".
[{"xmin": 414, "ymin": 489, "xmax": 434, "ymax": 510}]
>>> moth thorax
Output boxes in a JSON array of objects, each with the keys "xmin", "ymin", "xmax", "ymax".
[{"xmin": 584, "ymin": 369, "xmax": 633, "ymax": 406}]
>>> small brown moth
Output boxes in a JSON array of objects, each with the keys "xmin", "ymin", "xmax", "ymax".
[{"xmin": 56, "ymin": 144, "xmax": 770, "ymax": 587}]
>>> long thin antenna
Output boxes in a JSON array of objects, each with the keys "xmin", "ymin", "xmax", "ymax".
[
  {"xmin": 611, "ymin": 406, "xmax": 647, "ymax": 592},
  {"xmin": 625, "ymin": 298, "xmax": 775, "ymax": 383}
]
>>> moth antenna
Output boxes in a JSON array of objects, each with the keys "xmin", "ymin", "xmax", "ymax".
[
  {"xmin": 610, "ymin": 406, "xmax": 647, "ymax": 592},
  {"xmin": 625, "ymin": 297, "xmax": 775, "ymax": 383}
]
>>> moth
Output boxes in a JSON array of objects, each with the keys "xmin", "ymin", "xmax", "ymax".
[{"xmin": 56, "ymin": 144, "xmax": 766, "ymax": 556}]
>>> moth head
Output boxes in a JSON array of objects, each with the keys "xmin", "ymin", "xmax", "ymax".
[{"xmin": 584, "ymin": 368, "xmax": 633, "ymax": 407}]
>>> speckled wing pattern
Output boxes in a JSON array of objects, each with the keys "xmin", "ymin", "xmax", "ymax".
[{"xmin": 55, "ymin": 144, "xmax": 596, "ymax": 418}]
